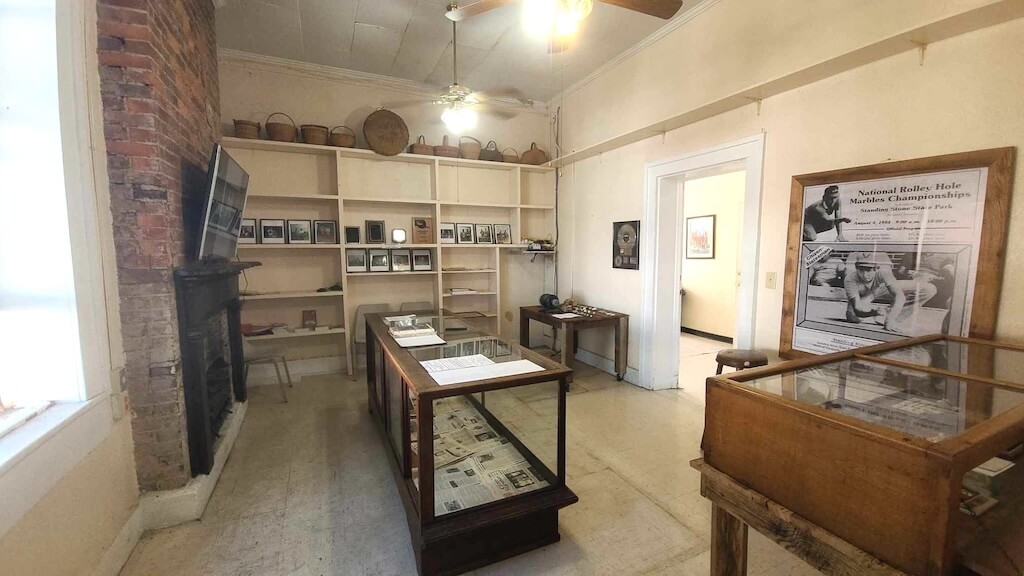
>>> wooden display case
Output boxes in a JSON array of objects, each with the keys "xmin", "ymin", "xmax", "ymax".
[
  {"xmin": 702, "ymin": 335, "xmax": 1024, "ymax": 575},
  {"xmin": 365, "ymin": 311, "xmax": 577, "ymax": 576}
]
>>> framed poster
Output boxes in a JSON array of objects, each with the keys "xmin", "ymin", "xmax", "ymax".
[
  {"xmin": 685, "ymin": 215, "xmax": 715, "ymax": 259},
  {"xmin": 780, "ymin": 148, "xmax": 1013, "ymax": 358},
  {"xmin": 612, "ymin": 220, "xmax": 640, "ymax": 270}
]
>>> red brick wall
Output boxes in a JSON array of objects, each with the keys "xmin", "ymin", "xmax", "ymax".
[{"xmin": 97, "ymin": 0, "xmax": 220, "ymax": 491}]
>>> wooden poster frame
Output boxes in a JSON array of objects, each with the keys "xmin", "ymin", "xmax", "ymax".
[{"xmin": 779, "ymin": 147, "xmax": 1015, "ymax": 359}]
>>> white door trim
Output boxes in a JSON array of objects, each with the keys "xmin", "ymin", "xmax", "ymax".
[{"xmin": 640, "ymin": 134, "xmax": 765, "ymax": 390}]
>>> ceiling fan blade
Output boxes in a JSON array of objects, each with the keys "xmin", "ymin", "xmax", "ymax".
[
  {"xmin": 477, "ymin": 103, "xmax": 517, "ymax": 120},
  {"xmin": 599, "ymin": 0, "xmax": 683, "ymax": 19},
  {"xmin": 446, "ymin": 0, "xmax": 518, "ymax": 22},
  {"xmin": 381, "ymin": 98, "xmax": 437, "ymax": 110}
]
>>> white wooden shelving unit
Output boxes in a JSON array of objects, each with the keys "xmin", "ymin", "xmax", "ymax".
[{"xmin": 222, "ymin": 136, "xmax": 556, "ymax": 376}]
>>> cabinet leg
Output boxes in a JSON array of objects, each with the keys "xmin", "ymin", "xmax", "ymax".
[{"xmin": 711, "ymin": 504, "xmax": 748, "ymax": 576}]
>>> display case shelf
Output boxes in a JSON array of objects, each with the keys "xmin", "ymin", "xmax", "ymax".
[
  {"xmin": 346, "ymin": 271, "xmax": 438, "ymax": 277},
  {"xmin": 240, "ymin": 291, "xmax": 342, "ymax": 301},
  {"xmin": 237, "ymin": 244, "xmax": 340, "ymax": 250}
]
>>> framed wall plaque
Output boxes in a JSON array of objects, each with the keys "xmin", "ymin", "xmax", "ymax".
[{"xmin": 612, "ymin": 220, "xmax": 640, "ymax": 270}]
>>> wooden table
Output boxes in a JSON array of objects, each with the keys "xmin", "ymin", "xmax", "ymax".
[{"xmin": 519, "ymin": 305, "xmax": 629, "ymax": 381}]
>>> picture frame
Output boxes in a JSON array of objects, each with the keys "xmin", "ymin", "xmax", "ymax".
[
  {"xmin": 412, "ymin": 249, "xmax": 432, "ymax": 271},
  {"xmin": 493, "ymin": 223, "xmax": 512, "ymax": 245},
  {"xmin": 345, "ymin": 249, "xmax": 367, "ymax": 272},
  {"xmin": 685, "ymin": 215, "xmax": 715, "ymax": 259},
  {"xmin": 391, "ymin": 249, "xmax": 412, "ymax": 272},
  {"xmin": 391, "ymin": 228, "xmax": 408, "ymax": 244},
  {"xmin": 302, "ymin": 310, "xmax": 317, "ymax": 329},
  {"xmin": 366, "ymin": 220, "xmax": 386, "ymax": 244},
  {"xmin": 259, "ymin": 219, "xmax": 285, "ymax": 244},
  {"xmin": 287, "ymin": 220, "xmax": 312, "ymax": 244},
  {"xmin": 238, "ymin": 218, "xmax": 256, "ymax": 244},
  {"xmin": 475, "ymin": 224, "xmax": 493, "ymax": 244},
  {"xmin": 412, "ymin": 217, "xmax": 434, "ymax": 244},
  {"xmin": 612, "ymin": 220, "xmax": 640, "ymax": 270},
  {"xmin": 313, "ymin": 220, "xmax": 338, "ymax": 244},
  {"xmin": 440, "ymin": 222, "xmax": 456, "ymax": 244},
  {"xmin": 456, "ymin": 223, "xmax": 475, "ymax": 244},
  {"xmin": 369, "ymin": 249, "xmax": 390, "ymax": 272},
  {"xmin": 344, "ymin": 226, "xmax": 361, "ymax": 244}
]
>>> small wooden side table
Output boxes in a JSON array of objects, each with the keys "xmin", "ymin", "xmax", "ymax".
[{"xmin": 519, "ymin": 305, "xmax": 629, "ymax": 380}]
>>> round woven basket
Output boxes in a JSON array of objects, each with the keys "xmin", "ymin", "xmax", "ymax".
[
  {"xmin": 265, "ymin": 112, "xmax": 297, "ymax": 142},
  {"xmin": 501, "ymin": 147, "xmax": 520, "ymax": 163},
  {"xmin": 479, "ymin": 140, "xmax": 503, "ymax": 162},
  {"xmin": 301, "ymin": 124, "xmax": 329, "ymax": 145},
  {"xmin": 329, "ymin": 126, "xmax": 356, "ymax": 148},
  {"xmin": 363, "ymin": 109, "xmax": 409, "ymax": 156},
  {"xmin": 520, "ymin": 142, "xmax": 549, "ymax": 165},
  {"xmin": 459, "ymin": 136, "xmax": 482, "ymax": 160},
  {"xmin": 233, "ymin": 119, "xmax": 260, "ymax": 139}
]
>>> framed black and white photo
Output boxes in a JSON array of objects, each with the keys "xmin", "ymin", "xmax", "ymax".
[
  {"xmin": 456, "ymin": 223, "xmax": 475, "ymax": 244},
  {"xmin": 440, "ymin": 222, "xmax": 456, "ymax": 244},
  {"xmin": 313, "ymin": 220, "xmax": 337, "ymax": 244},
  {"xmin": 475, "ymin": 224, "xmax": 493, "ymax": 244},
  {"xmin": 612, "ymin": 220, "xmax": 639, "ymax": 269},
  {"xmin": 685, "ymin": 215, "xmax": 715, "ymax": 259},
  {"xmin": 345, "ymin": 249, "xmax": 367, "ymax": 273},
  {"xmin": 366, "ymin": 220, "xmax": 386, "ymax": 244},
  {"xmin": 238, "ymin": 218, "xmax": 256, "ymax": 244},
  {"xmin": 260, "ymin": 219, "xmax": 285, "ymax": 244},
  {"xmin": 369, "ymin": 249, "xmax": 390, "ymax": 272},
  {"xmin": 287, "ymin": 220, "xmax": 312, "ymax": 244},
  {"xmin": 344, "ymin": 226, "xmax": 360, "ymax": 244},
  {"xmin": 208, "ymin": 200, "xmax": 239, "ymax": 233},
  {"xmin": 493, "ymin": 224, "xmax": 512, "ymax": 245},
  {"xmin": 412, "ymin": 249, "xmax": 432, "ymax": 271},
  {"xmin": 391, "ymin": 249, "xmax": 411, "ymax": 272}
]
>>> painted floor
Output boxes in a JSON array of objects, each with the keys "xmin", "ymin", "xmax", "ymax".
[{"xmin": 120, "ymin": 363, "xmax": 819, "ymax": 576}]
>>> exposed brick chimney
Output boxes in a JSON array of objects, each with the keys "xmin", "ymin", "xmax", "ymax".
[{"xmin": 97, "ymin": 0, "xmax": 220, "ymax": 491}]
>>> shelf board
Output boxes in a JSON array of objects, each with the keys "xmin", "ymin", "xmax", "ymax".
[
  {"xmin": 440, "ymin": 201, "xmax": 517, "ymax": 209},
  {"xmin": 222, "ymin": 137, "xmax": 338, "ymax": 156},
  {"xmin": 443, "ymin": 291, "xmax": 498, "ymax": 297},
  {"xmin": 441, "ymin": 269, "xmax": 497, "ymax": 274},
  {"xmin": 520, "ymin": 204, "xmax": 556, "ymax": 210},
  {"xmin": 248, "ymin": 193, "xmax": 340, "ymax": 201},
  {"xmin": 245, "ymin": 327, "xmax": 346, "ymax": 341},
  {"xmin": 237, "ymin": 244, "xmax": 340, "ymax": 250},
  {"xmin": 341, "ymin": 197, "xmax": 437, "ymax": 205},
  {"xmin": 441, "ymin": 244, "xmax": 500, "ymax": 249},
  {"xmin": 240, "ymin": 291, "xmax": 343, "ymax": 301},
  {"xmin": 346, "ymin": 271, "xmax": 438, "ymax": 277},
  {"xmin": 345, "ymin": 243, "xmax": 438, "ymax": 249}
]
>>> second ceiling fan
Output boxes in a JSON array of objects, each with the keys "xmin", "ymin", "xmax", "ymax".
[{"xmin": 446, "ymin": 0, "xmax": 684, "ymax": 23}]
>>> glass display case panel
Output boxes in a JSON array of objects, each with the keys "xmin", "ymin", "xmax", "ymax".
[
  {"xmin": 870, "ymin": 339, "xmax": 1024, "ymax": 387},
  {"xmin": 386, "ymin": 360, "xmax": 405, "ymax": 465},
  {"xmin": 738, "ymin": 358, "xmax": 1024, "ymax": 443}
]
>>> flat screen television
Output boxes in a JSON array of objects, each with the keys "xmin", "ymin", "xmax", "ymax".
[{"xmin": 196, "ymin": 144, "xmax": 249, "ymax": 261}]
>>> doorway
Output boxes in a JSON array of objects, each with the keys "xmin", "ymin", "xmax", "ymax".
[{"xmin": 639, "ymin": 135, "xmax": 765, "ymax": 392}]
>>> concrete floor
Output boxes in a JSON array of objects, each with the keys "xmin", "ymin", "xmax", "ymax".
[{"xmin": 121, "ymin": 362, "xmax": 818, "ymax": 576}]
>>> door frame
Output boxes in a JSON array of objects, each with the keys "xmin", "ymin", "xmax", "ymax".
[{"xmin": 639, "ymin": 134, "xmax": 765, "ymax": 390}]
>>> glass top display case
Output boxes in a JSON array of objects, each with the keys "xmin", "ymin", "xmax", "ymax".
[
  {"xmin": 703, "ymin": 335, "xmax": 1024, "ymax": 576},
  {"xmin": 364, "ymin": 311, "xmax": 577, "ymax": 576}
]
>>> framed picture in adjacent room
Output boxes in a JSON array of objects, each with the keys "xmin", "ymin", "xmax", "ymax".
[
  {"xmin": 612, "ymin": 220, "xmax": 639, "ymax": 269},
  {"xmin": 366, "ymin": 220, "xmax": 386, "ymax": 244},
  {"xmin": 369, "ymin": 249, "xmax": 390, "ymax": 272},
  {"xmin": 287, "ymin": 220, "xmax": 312, "ymax": 244},
  {"xmin": 391, "ymin": 249, "xmax": 412, "ymax": 272},
  {"xmin": 412, "ymin": 249, "xmax": 432, "ymax": 271},
  {"xmin": 475, "ymin": 224, "xmax": 493, "ymax": 244},
  {"xmin": 493, "ymin": 224, "xmax": 512, "ymax": 244},
  {"xmin": 313, "ymin": 220, "xmax": 338, "ymax": 244},
  {"xmin": 344, "ymin": 226, "xmax": 361, "ymax": 244},
  {"xmin": 346, "ymin": 249, "xmax": 367, "ymax": 272},
  {"xmin": 238, "ymin": 218, "xmax": 257, "ymax": 244},
  {"xmin": 260, "ymin": 219, "xmax": 286, "ymax": 244},
  {"xmin": 440, "ymin": 222, "xmax": 456, "ymax": 244},
  {"xmin": 686, "ymin": 215, "xmax": 715, "ymax": 259},
  {"xmin": 456, "ymin": 223, "xmax": 475, "ymax": 244},
  {"xmin": 412, "ymin": 217, "xmax": 434, "ymax": 244}
]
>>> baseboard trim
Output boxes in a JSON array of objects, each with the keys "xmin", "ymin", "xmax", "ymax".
[
  {"xmin": 573, "ymin": 348, "xmax": 639, "ymax": 387},
  {"xmin": 245, "ymin": 356, "xmax": 346, "ymax": 386},
  {"xmin": 91, "ymin": 503, "xmax": 145, "ymax": 576},
  {"xmin": 680, "ymin": 327, "xmax": 733, "ymax": 344}
]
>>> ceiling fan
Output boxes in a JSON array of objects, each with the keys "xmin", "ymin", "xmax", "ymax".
[{"xmin": 446, "ymin": 0, "xmax": 684, "ymax": 23}]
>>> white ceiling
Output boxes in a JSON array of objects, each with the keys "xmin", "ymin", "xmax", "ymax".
[{"xmin": 215, "ymin": 0, "xmax": 700, "ymax": 102}]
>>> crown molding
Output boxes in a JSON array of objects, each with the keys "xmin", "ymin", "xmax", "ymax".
[
  {"xmin": 217, "ymin": 48, "xmax": 548, "ymax": 116},
  {"xmin": 547, "ymin": 0, "xmax": 720, "ymax": 107}
]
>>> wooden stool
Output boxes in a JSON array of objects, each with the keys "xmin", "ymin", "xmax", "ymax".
[
  {"xmin": 243, "ymin": 355, "xmax": 293, "ymax": 402},
  {"xmin": 715, "ymin": 349, "xmax": 768, "ymax": 375}
]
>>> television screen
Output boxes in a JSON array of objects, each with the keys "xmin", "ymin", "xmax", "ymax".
[{"xmin": 197, "ymin": 145, "xmax": 249, "ymax": 260}]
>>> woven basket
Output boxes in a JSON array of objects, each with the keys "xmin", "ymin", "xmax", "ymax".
[
  {"xmin": 233, "ymin": 119, "xmax": 260, "ymax": 139},
  {"xmin": 329, "ymin": 126, "xmax": 356, "ymax": 148},
  {"xmin": 363, "ymin": 109, "xmax": 409, "ymax": 156},
  {"xmin": 501, "ymin": 147, "xmax": 520, "ymax": 163},
  {"xmin": 409, "ymin": 135, "xmax": 432, "ymax": 155},
  {"xmin": 265, "ymin": 112, "xmax": 297, "ymax": 142},
  {"xmin": 301, "ymin": 124, "xmax": 329, "ymax": 145},
  {"xmin": 434, "ymin": 135, "xmax": 459, "ymax": 158},
  {"xmin": 520, "ymin": 142, "xmax": 549, "ymax": 165},
  {"xmin": 459, "ymin": 136, "xmax": 482, "ymax": 160},
  {"xmin": 479, "ymin": 140, "xmax": 503, "ymax": 162}
]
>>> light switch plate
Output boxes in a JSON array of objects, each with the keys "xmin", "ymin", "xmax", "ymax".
[{"xmin": 766, "ymin": 272, "xmax": 778, "ymax": 290}]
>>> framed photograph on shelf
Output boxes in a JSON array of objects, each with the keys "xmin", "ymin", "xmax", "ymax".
[
  {"xmin": 302, "ymin": 310, "xmax": 318, "ymax": 329},
  {"xmin": 259, "ymin": 219, "xmax": 285, "ymax": 244},
  {"xmin": 412, "ymin": 249, "xmax": 432, "ymax": 271},
  {"xmin": 287, "ymin": 220, "xmax": 312, "ymax": 244},
  {"xmin": 344, "ymin": 226, "xmax": 360, "ymax": 244},
  {"xmin": 685, "ymin": 215, "xmax": 715, "ymax": 259},
  {"xmin": 345, "ymin": 249, "xmax": 367, "ymax": 272},
  {"xmin": 391, "ymin": 249, "xmax": 412, "ymax": 272},
  {"xmin": 369, "ymin": 249, "xmax": 390, "ymax": 272},
  {"xmin": 475, "ymin": 224, "xmax": 493, "ymax": 244},
  {"xmin": 412, "ymin": 217, "xmax": 434, "ymax": 244},
  {"xmin": 313, "ymin": 220, "xmax": 338, "ymax": 244},
  {"xmin": 456, "ymin": 223, "xmax": 475, "ymax": 244},
  {"xmin": 493, "ymin": 224, "xmax": 512, "ymax": 245},
  {"xmin": 366, "ymin": 220, "xmax": 386, "ymax": 244},
  {"xmin": 440, "ymin": 222, "xmax": 456, "ymax": 244},
  {"xmin": 238, "ymin": 218, "xmax": 256, "ymax": 244}
]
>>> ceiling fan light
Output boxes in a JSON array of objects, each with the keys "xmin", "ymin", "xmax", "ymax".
[
  {"xmin": 522, "ymin": 0, "xmax": 556, "ymax": 39},
  {"xmin": 554, "ymin": 11, "xmax": 578, "ymax": 38},
  {"xmin": 441, "ymin": 104, "xmax": 477, "ymax": 134}
]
